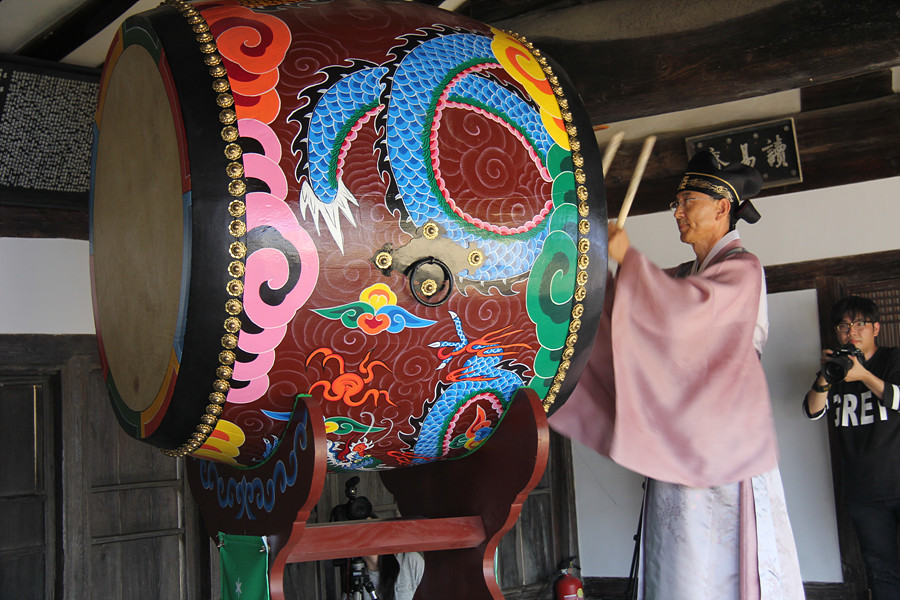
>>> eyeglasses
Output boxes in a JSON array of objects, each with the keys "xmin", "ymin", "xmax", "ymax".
[
  {"xmin": 836, "ymin": 320, "xmax": 872, "ymax": 333},
  {"xmin": 669, "ymin": 198, "xmax": 696, "ymax": 212}
]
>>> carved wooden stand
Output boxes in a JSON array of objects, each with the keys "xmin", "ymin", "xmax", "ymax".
[{"xmin": 187, "ymin": 387, "xmax": 549, "ymax": 600}]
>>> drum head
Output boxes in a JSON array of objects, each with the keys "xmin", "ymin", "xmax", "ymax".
[{"xmin": 92, "ymin": 44, "xmax": 184, "ymax": 415}]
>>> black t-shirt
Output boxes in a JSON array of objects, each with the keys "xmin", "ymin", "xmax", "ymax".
[{"xmin": 809, "ymin": 346, "xmax": 900, "ymax": 502}]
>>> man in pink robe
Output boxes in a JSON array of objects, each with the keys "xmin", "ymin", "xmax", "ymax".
[{"xmin": 550, "ymin": 150, "xmax": 805, "ymax": 599}]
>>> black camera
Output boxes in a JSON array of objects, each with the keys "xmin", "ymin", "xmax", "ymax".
[
  {"xmin": 822, "ymin": 343, "xmax": 864, "ymax": 384},
  {"xmin": 330, "ymin": 476, "xmax": 373, "ymax": 522}
]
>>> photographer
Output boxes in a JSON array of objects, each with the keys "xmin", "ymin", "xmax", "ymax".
[
  {"xmin": 344, "ymin": 552, "xmax": 423, "ymax": 600},
  {"xmin": 333, "ymin": 477, "xmax": 424, "ymax": 600},
  {"xmin": 803, "ymin": 296, "xmax": 900, "ymax": 600}
]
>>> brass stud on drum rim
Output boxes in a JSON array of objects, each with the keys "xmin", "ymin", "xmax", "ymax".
[
  {"xmin": 224, "ymin": 143, "xmax": 242, "ymax": 160},
  {"xmin": 227, "ymin": 260, "xmax": 245, "ymax": 278},
  {"xmin": 227, "ymin": 180, "xmax": 246, "ymax": 196},
  {"xmin": 228, "ymin": 220, "xmax": 246, "ymax": 237},
  {"xmin": 225, "ymin": 299, "xmax": 243, "ymax": 315},
  {"xmin": 227, "ymin": 279, "xmax": 244, "ymax": 296},
  {"xmin": 162, "ymin": 0, "xmax": 252, "ymax": 457},
  {"xmin": 216, "ymin": 93, "xmax": 235, "ymax": 108},
  {"xmin": 228, "ymin": 200, "xmax": 246, "ymax": 217},
  {"xmin": 224, "ymin": 318, "xmax": 241, "ymax": 334},
  {"xmin": 226, "ymin": 162, "xmax": 244, "ymax": 178},
  {"xmin": 578, "ymin": 219, "xmax": 590, "ymax": 235},
  {"xmin": 221, "ymin": 126, "xmax": 238, "ymax": 142}
]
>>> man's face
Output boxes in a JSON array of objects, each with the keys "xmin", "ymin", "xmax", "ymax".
[
  {"xmin": 671, "ymin": 190, "xmax": 728, "ymax": 247},
  {"xmin": 836, "ymin": 312, "xmax": 880, "ymax": 357}
]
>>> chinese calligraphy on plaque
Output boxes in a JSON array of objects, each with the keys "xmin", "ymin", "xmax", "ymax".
[{"xmin": 685, "ymin": 118, "xmax": 802, "ymax": 189}]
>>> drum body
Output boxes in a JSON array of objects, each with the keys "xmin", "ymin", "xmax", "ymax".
[{"xmin": 90, "ymin": 0, "xmax": 607, "ymax": 470}]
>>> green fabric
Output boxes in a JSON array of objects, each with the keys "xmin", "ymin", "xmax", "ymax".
[{"xmin": 218, "ymin": 533, "xmax": 270, "ymax": 600}]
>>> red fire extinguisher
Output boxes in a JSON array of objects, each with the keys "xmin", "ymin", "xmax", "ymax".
[{"xmin": 555, "ymin": 557, "xmax": 584, "ymax": 600}]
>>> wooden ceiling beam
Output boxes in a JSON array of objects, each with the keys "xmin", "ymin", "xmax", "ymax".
[
  {"xmin": 533, "ymin": 0, "xmax": 900, "ymax": 125},
  {"xmin": 16, "ymin": 0, "xmax": 140, "ymax": 63},
  {"xmin": 602, "ymin": 92, "xmax": 900, "ymax": 218}
]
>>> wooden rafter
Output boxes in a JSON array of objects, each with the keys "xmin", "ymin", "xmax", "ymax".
[{"xmin": 533, "ymin": 0, "xmax": 900, "ymax": 125}]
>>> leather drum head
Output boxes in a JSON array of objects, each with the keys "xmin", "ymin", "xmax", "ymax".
[{"xmin": 92, "ymin": 45, "xmax": 184, "ymax": 416}]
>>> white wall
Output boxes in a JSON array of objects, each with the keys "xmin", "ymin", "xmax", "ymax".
[
  {"xmin": 0, "ymin": 237, "xmax": 93, "ymax": 334},
  {"xmin": 575, "ymin": 176, "xmax": 899, "ymax": 581},
  {"xmin": 765, "ymin": 289, "xmax": 842, "ymax": 580}
]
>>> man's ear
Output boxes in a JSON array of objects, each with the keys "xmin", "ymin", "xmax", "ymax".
[
  {"xmin": 874, "ymin": 321, "xmax": 881, "ymax": 338},
  {"xmin": 717, "ymin": 197, "xmax": 731, "ymax": 220}
]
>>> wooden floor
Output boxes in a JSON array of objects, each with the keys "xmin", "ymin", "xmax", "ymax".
[{"xmin": 584, "ymin": 577, "xmax": 863, "ymax": 600}]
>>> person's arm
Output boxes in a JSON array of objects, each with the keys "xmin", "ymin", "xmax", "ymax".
[
  {"xmin": 857, "ymin": 347, "xmax": 900, "ymax": 411},
  {"xmin": 804, "ymin": 375, "xmax": 830, "ymax": 418},
  {"xmin": 363, "ymin": 555, "xmax": 379, "ymax": 572},
  {"xmin": 803, "ymin": 349, "xmax": 832, "ymax": 419},
  {"xmin": 844, "ymin": 356, "xmax": 885, "ymax": 399}
]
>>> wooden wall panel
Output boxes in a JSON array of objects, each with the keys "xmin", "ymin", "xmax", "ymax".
[
  {"xmin": 0, "ymin": 335, "xmax": 211, "ymax": 599},
  {"xmin": 90, "ymin": 535, "xmax": 186, "ymax": 598}
]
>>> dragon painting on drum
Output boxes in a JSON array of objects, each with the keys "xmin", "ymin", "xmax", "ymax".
[{"xmin": 90, "ymin": 0, "xmax": 606, "ymax": 524}]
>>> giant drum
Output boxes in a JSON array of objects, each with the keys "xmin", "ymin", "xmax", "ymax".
[{"xmin": 90, "ymin": 0, "xmax": 607, "ymax": 471}]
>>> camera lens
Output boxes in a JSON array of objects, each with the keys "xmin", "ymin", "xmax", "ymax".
[
  {"xmin": 822, "ymin": 356, "xmax": 852, "ymax": 384},
  {"xmin": 347, "ymin": 496, "xmax": 373, "ymax": 520}
]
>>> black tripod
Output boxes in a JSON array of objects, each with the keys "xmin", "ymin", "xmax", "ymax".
[{"xmin": 346, "ymin": 557, "xmax": 379, "ymax": 600}]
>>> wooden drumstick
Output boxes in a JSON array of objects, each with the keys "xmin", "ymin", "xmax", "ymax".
[
  {"xmin": 602, "ymin": 131, "xmax": 625, "ymax": 177},
  {"xmin": 615, "ymin": 135, "xmax": 656, "ymax": 229}
]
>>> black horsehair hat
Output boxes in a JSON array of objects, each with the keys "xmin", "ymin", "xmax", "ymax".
[{"xmin": 676, "ymin": 149, "xmax": 764, "ymax": 224}]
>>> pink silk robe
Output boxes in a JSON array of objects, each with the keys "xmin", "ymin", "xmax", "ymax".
[{"xmin": 550, "ymin": 237, "xmax": 778, "ymax": 487}]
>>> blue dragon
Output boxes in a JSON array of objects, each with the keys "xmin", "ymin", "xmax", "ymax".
[
  {"xmin": 413, "ymin": 310, "xmax": 526, "ymax": 463},
  {"xmin": 290, "ymin": 28, "xmax": 557, "ymax": 279}
]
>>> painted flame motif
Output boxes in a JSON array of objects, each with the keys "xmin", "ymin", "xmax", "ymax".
[{"xmin": 306, "ymin": 348, "xmax": 395, "ymax": 408}]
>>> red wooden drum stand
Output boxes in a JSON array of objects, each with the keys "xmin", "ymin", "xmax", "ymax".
[{"xmin": 187, "ymin": 387, "xmax": 548, "ymax": 600}]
